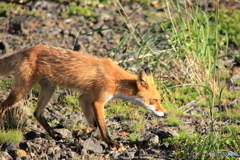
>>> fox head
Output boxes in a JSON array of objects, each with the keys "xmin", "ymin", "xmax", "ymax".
[{"xmin": 135, "ymin": 67, "xmax": 167, "ymax": 117}]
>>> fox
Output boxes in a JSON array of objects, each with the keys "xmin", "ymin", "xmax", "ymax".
[{"xmin": 0, "ymin": 45, "xmax": 167, "ymax": 147}]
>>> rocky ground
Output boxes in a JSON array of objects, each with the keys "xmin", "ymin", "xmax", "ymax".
[{"xmin": 0, "ymin": 0, "xmax": 240, "ymax": 159}]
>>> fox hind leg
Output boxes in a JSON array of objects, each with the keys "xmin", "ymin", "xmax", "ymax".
[
  {"xmin": 33, "ymin": 80, "xmax": 61, "ymax": 140},
  {"xmin": 76, "ymin": 94, "xmax": 97, "ymax": 135}
]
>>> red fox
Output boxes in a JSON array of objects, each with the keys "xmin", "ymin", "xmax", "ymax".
[{"xmin": 0, "ymin": 45, "xmax": 167, "ymax": 146}]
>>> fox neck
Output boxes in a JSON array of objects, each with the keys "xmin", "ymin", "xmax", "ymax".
[
  {"xmin": 113, "ymin": 65, "xmax": 138, "ymax": 97},
  {"xmin": 114, "ymin": 65, "xmax": 139, "ymax": 97},
  {"xmin": 114, "ymin": 77, "xmax": 147, "ymax": 109},
  {"xmin": 116, "ymin": 79, "xmax": 138, "ymax": 97}
]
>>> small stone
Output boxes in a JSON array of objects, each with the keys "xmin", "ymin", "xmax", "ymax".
[
  {"xmin": 170, "ymin": 130, "xmax": 180, "ymax": 137},
  {"xmin": 134, "ymin": 149, "xmax": 148, "ymax": 157},
  {"xmin": 25, "ymin": 131, "xmax": 45, "ymax": 140},
  {"xmin": 147, "ymin": 148, "xmax": 160, "ymax": 154},
  {"xmin": 55, "ymin": 128, "xmax": 72, "ymax": 139},
  {"xmin": 82, "ymin": 138, "xmax": 103, "ymax": 153},
  {"xmin": 156, "ymin": 130, "xmax": 174, "ymax": 139},
  {"xmin": 118, "ymin": 131, "xmax": 128, "ymax": 136},
  {"xmin": 127, "ymin": 151, "xmax": 135, "ymax": 158},
  {"xmin": 149, "ymin": 135, "xmax": 159, "ymax": 144},
  {"xmin": 0, "ymin": 151, "xmax": 12, "ymax": 160},
  {"xmin": 1, "ymin": 141, "xmax": 17, "ymax": 152},
  {"xmin": 30, "ymin": 152, "xmax": 36, "ymax": 159},
  {"xmin": 15, "ymin": 149, "xmax": 27, "ymax": 158},
  {"xmin": 47, "ymin": 147, "xmax": 55, "ymax": 155},
  {"xmin": 81, "ymin": 148, "xmax": 88, "ymax": 155}
]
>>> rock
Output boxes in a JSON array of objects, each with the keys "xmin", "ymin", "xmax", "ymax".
[
  {"xmin": 147, "ymin": 148, "xmax": 160, "ymax": 155},
  {"xmin": 1, "ymin": 141, "xmax": 18, "ymax": 152},
  {"xmin": 118, "ymin": 131, "xmax": 128, "ymax": 136},
  {"xmin": 24, "ymin": 131, "xmax": 45, "ymax": 140},
  {"xmin": 149, "ymin": 134, "xmax": 159, "ymax": 144},
  {"xmin": 169, "ymin": 130, "xmax": 180, "ymax": 137},
  {"xmin": 119, "ymin": 150, "xmax": 136, "ymax": 159},
  {"xmin": 82, "ymin": 138, "xmax": 103, "ymax": 153},
  {"xmin": 138, "ymin": 133, "xmax": 160, "ymax": 144},
  {"xmin": 156, "ymin": 130, "xmax": 174, "ymax": 139},
  {"xmin": 46, "ymin": 147, "xmax": 54, "ymax": 155},
  {"xmin": 134, "ymin": 149, "xmax": 149, "ymax": 158},
  {"xmin": 81, "ymin": 148, "xmax": 88, "ymax": 155},
  {"xmin": 54, "ymin": 128, "xmax": 72, "ymax": 139},
  {"xmin": 14, "ymin": 149, "xmax": 27, "ymax": 158},
  {"xmin": 0, "ymin": 41, "xmax": 9, "ymax": 55},
  {"xmin": 127, "ymin": 151, "xmax": 135, "ymax": 158},
  {"xmin": 38, "ymin": 153, "xmax": 49, "ymax": 159},
  {"xmin": 1, "ymin": 142, "xmax": 28, "ymax": 159},
  {"xmin": 19, "ymin": 141, "xmax": 29, "ymax": 151},
  {"xmin": 31, "ymin": 143, "xmax": 42, "ymax": 153},
  {"xmin": 29, "ymin": 152, "xmax": 37, "ymax": 159},
  {"xmin": 0, "ymin": 151, "xmax": 13, "ymax": 160}
]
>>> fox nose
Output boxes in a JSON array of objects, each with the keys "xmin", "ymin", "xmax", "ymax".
[{"xmin": 163, "ymin": 112, "xmax": 168, "ymax": 118}]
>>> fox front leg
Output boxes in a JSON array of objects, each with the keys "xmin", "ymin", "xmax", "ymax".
[{"xmin": 91, "ymin": 101, "xmax": 116, "ymax": 147}]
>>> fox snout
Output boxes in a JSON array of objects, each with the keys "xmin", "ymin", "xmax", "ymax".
[
  {"xmin": 155, "ymin": 110, "xmax": 168, "ymax": 117},
  {"xmin": 144, "ymin": 104, "xmax": 168, "ymax": 117}
]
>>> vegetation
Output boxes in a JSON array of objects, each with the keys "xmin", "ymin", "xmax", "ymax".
[
  {"xmin": 0, "ymin": 130, "xmax": 23, "ymax": 143},
  {"xmin": 107, "ymin": 0, "xmax": 240, "ymax": 159}
]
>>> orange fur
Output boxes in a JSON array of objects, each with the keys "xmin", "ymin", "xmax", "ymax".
[{"xmin": 0, "ymin": 45, "xmax": 167, "ymax": 147}]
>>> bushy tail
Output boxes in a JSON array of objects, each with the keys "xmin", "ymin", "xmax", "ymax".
[{"xmin": 0, "ymin": 53, "xmax": 19, "ymax": 76}]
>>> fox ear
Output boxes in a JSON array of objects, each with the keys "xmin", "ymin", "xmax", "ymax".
[
  {"xmin": 144, "ymin": 67, "xmax": 151, "ymax": 75},
  {"xmin": 138, "ymin": 69, "xmax": 150, "ymax": 88}
]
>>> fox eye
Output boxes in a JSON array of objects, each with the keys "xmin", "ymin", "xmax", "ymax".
[{"xmin": 150, "ymin": 99, "xmax": 158, "ymax": 104}]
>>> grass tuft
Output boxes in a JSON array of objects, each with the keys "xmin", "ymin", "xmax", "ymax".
[{"xmin": 0, "ymin": 130, "xmax": 23, "ymax": 143}]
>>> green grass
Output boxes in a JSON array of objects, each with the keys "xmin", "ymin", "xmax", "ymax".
[
  {"xmin": 110, "ymin": 0, "xmax": 240, "ymax": 159},
  {"xmin": 0, "ymin": 78, "xmax": 13, "ymax": 90},
  {"xmin": 165, "ymin": 116, "xmax": 184, "ymax": 126},
  {"xmin": 128, "ymin": 132, "xmax": 140, "ymax": 141},
  {"xmin": 66, "ymin": 5, "xmax": 93, "ymax": 17},
  {"xmin": 129, "ymin": 119, "xmax": 146, "ymax": 132},
  {"xmin": 0, "ymin": 130, "xmax": 23, "ymax": 143},
  {"xmin": 217, "ymin": 9, "xmax": 240, "ymax": 49},
  {"xmin": 58, "ymin": 92, "xmax": 79, "ymax": 107}
]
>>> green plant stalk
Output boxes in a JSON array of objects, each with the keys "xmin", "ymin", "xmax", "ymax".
[{"xmin": 226, "ymin": 125, "xmax": 240, "ymax": 151}]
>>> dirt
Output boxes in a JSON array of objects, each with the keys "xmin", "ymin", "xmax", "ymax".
[{"xmin": 0, "ymin": 0, "xmax": 239, "ymax": 159}]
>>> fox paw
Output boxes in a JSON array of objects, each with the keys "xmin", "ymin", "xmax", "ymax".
[
  {"xmin": 51, "ymin": 131, "xmax": 62, "ymax": 141},
  {"xmin": 107, "ymin": 141, "xmax": 125, "ymax": 151}
]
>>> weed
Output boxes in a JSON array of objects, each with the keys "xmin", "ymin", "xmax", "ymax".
[
  {"xmin": 129, "ymin": 119, "xmax": 146, "ymax": 132},
  {"xmin": 128, "ymin": 132, "xmax": 140, "ymax": 141},
  {"xmin": 58, "ymin": 93, "xmax": 79, "ymax": 107},
  {"xmin": 0, "ymin": 78, "xmax": 13, "ymax": 90},
  {"xmin": 65, "ymin": 122, "xmax": 86, "ymax": 132},
  {"xmin": 216, "ymin": 9, "xmax": 240, "ymax": 49},
  {"xmin": 0, "ymin": 130, "xmax": 23, "ymax": 143},
  {"xmin": 67, "ymin": 5, "xmax": 92, "ymax": 17},
  {"xmin": 165, "ymin": 116, "xmax": 183, "ymax": 126}
]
